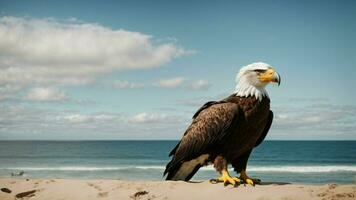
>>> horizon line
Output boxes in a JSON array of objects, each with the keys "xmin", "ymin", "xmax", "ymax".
[{"xmin": 0, "ymin": 139, "xmax": 355, "ymax": 142}]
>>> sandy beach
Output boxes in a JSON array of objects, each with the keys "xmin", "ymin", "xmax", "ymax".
[{"xmin": 0, "ymin": 178, "xmax": 355, "ymax": 200}]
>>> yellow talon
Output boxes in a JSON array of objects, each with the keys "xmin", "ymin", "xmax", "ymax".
[
  {"xmin": 245, "ymin": 178, "xmax": 254, "ymax": 186},
  {"xmin": 240, "ymin": 170, "xmax": 255, "ymax": 186},
  {"xmin": 215, "ymin": 170, "xmax": 241, "ymax": 186}
]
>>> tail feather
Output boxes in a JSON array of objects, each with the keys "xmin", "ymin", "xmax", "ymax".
[
  {"xmin": 164, "ymin": 154, "xmax": 209, "ymax": 181},
  {"xmin": 165, "ymin": 161, "xmax": 201, "ymax": 181},
  {"xmin": 164, "ymin": 159, "xmax": 181, "ymax": 180},
  {"xmin": 165, "ymin": 164, "xmax": 181, "ymax": 180}
]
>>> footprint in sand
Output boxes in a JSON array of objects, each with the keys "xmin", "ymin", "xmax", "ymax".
[
  {"xmin": 317, "ymin": 192, "xmax": 328, "ymax": 197},
  {"xmin": 87, "ymin": 182, "xmax": 101, "ymax": 190},
  {"xmin": 332, "ymin": 193, "xmax": 355, "ymax": 199},
  {"xmin": 328, "ymin": 184, "xmax": 338, "ymax": 190},
  {"xmin": 130, "ymin": 191, "xmax": 150, "ymax": 200},
  {"xmin": 97, "ymin": 192, "xmax": 108, "ymax": 198},
  {"xmin": 33, "ymin": 181, "xmax": 41, "ymax": 188}
]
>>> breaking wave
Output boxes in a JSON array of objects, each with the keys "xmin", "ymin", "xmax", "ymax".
[{"xmin": 3, "ymin": 165, "xmax": 356, "ymax": 173}]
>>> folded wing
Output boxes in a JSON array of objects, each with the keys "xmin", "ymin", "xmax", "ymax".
[{"xmin": 164, "ymin": 102, "xmax": 240, "ymax": 180}]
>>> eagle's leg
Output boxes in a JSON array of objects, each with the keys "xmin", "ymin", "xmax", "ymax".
[
  {"xmin": 210, "ymin": 156, "xmax": 241, "ymax": 186},
  {"xmin": 239, "ymin": 170, "xmax": 260, "ymax": 186}
]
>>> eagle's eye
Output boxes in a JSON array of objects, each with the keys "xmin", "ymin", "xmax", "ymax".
[{"xmin": 254, "ymin": 69, "xmax": 267, "ymax": 73}]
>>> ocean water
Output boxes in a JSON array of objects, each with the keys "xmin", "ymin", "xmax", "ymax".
[{"xmin": 0, "ymin": 141, "xmax": 355, "ymax": 184}]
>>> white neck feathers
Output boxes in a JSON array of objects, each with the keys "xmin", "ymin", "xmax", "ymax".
[{"xmin": 234, "ymin": 82, "xmax": 269, "ymax": 101}]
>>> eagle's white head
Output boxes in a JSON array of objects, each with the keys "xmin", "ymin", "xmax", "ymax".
[{"xmin": 235, "ymin": 62, "xmax": 281, "ymax": 101}]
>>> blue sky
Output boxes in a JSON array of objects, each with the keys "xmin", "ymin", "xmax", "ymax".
[{"xmin": 0, "ymin": 0, "xmax": 355, "ymax": 140}]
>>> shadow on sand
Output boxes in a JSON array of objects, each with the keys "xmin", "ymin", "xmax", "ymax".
[{"xmin": 258, "ymin": 182, "xmax": 291, "ymax": 185}]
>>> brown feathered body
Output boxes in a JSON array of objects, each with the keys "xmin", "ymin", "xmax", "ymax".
[{"xmin": 164, "ymin": 94, "xmax": 273, "ymax": 181}]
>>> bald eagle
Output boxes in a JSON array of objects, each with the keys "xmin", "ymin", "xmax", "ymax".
[{"xmin": 164, "ymin": 62, "xmax": 281, "ymax": 186}]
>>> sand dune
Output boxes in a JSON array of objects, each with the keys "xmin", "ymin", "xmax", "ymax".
[{"xmin": 0, "ymin": 178, "xmax": 355, "ymax": 200}]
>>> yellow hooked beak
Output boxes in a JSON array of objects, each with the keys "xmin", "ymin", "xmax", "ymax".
[{"xmin": 258, "ymin": 68, "xmax": 281, "ymax": 86}]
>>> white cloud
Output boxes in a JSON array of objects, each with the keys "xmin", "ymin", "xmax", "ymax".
[
  {"xmin": 154, "ymin": 77, "xmax": 185, "ymax": 88},
  {"xmin": 0, "ymin": 104, "xmax": 188, "ymax": 139},
  {"xmin": 62, "ymin": 114, "xmax": 117, "ymax": 123},
  {"xmin": 130, "ymin": 112, "xmax": 182, "ymax": 124},
  {"xmin": 185, "ymin": 79, "xmax": 211, "ymax": 90},
  {"xmin": 154, "ymin": 77, "xmax": 211, "ymax": 90},
  {"xmin": 24, "ymin": 87, "xmax": 68, "ymax": 102},
  {"xmin": 111, "ymin": 80, "xmax": 144, "ymax": 89},
  {"xmin": 1, "ymin": 102, "xmax": 356, "ymax": 140},
  {"xmin": 0, "ymin": 16, "xmax": 189, "ymax": 73},
  {"xmin": 268, "ymin": 103, "xmax": 356, "ymax": 139},
  {"xmin": 0, "ymin": 16, "xmax": 191, "ymax": 100},
  {"xmin": 0, "ymin": 84, "xmax": 23, "ymax": 101},
  {"xmin": 281, "ymin": 105, "xmax": 355, "ymax": 131}
]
